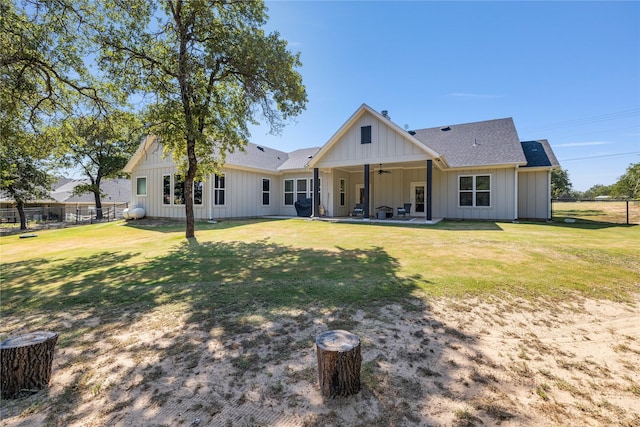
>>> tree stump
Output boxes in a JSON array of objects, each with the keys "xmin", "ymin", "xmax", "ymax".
[
  {"xmin": 1, "ymin": 331, "xmax": 58, "ymax": 399},
  {"xmin": 316, "ymin": 330, "xmax": 361, "ymax": 398}
]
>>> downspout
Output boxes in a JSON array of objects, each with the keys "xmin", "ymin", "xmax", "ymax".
[
  {"xmin": 426, "ymin": 159, "xmax": 433, "ymax": 221},
  {"xmin": 514, "ymin": 165, "xmax": 519, "ymax": 221},
  {"xmin": 548, "ymin": 169, "xmax": 552, "ymax": 220}
]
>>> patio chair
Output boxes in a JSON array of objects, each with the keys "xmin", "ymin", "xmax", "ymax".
[
  {"xmin": 352, "ymin": 204, "xmax": 364, "ymax": 217},
  {"xmin": 397, "ymin": 203, "xmax": 411, "ymax": 217}
]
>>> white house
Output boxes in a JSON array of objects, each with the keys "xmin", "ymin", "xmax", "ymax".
[{"xmin": 123, "ymin": 104, "xmax": 559, "ymax": 222}]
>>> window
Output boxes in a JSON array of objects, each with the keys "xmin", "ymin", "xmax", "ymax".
[
  {"xmin": 194, "ymin": 180, "xmax": 203, "ymax": 205},
  {"xmin": 296, "ymin": 178, "xmax": 307, "ymax": 201},
  {"xmin": 214, "ymin": 174, "xmax": 225, "ymax": 205},
  {"xmin": 284, "ymin": 179, "xmax": 294, "ymax": 205},
  {"xmin": 339, "ymin": 179, "xmax": 345, "ymax": 206},
  {"xmin": 361, "ymin": 125, "xmax": 372, "ymax": 144},
  {"xmin": 459, "ymin": 175, "xmax": 491, "ymax": 207},
  {"xmin": 262, "ymin": 178, "xmax": 270, "ymax": 205},
  {"xmin": 163, "ymin": 175, "xmax": 171, "ymax": 205},
  {"xmin": 163, "ymin": 174, "xmax": 202, "ymax": 205},
  {"xmin": 136, "ymin": 177, "xmax": 147, "ymax": 196},
  {"xmin": 174, "ymin": 174, "xmax": 185, "ymax": 205}
]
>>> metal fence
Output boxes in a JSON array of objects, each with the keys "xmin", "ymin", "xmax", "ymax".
[
  {"xmin": 0, "ymin": 203, "xmax": 129, "ymax": 228},
  {"xmin": 551, "ymin": 199, "xmax": 640, "ymax": 225}
]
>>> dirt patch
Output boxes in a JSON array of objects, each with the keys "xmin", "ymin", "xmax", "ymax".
[{"xmin": 1, "ymin": 295, "xmax": 638, "ymax": 426}]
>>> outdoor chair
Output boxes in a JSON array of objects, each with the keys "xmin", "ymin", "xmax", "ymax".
[
  {"xmin": 352, "ymin": 204, "xmax": 364, "ymax": 217},
  {"xmin": 397, "ymin": 203, "xmax": 411, "ymax": 217}
]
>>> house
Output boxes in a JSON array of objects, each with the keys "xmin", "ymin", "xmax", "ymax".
[
  {"xmin": 123, "ymin": 104, "xmax": 559, "ymax": 222},
  {"xmin": 0, "ymin": 177, "xmax": 131, "ymax": 221}
]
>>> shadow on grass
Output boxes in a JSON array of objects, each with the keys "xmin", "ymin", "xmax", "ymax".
[
  {"xmin": 549, "ymin": 217, "xmax": 636, "ymax": 229},
  {"xmin": 0, "ymin": 237, "xmax": 518, "ymax": 426},
  {"xmin": 122, "ymin": 217, "xmax": 287, "ymax": 233}
]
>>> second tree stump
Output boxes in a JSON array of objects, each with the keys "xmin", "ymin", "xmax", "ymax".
[{"xmin": 316, "ymin": 330, "xmax": 361, "ymax": 398}]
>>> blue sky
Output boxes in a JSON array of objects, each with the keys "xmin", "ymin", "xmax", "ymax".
[{"xmin": 248, "ymin": 1, "xmax": 640, "ymax": 192}]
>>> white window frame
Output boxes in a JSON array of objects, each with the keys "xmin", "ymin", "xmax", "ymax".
[
  {"xmin": 284, "ymin": 179, "xmax": 294, "ymax": 205},
  {"xmin": 458, "ymin": 174, "xmax": 491, "ymax": 208},
  {"xmin": 339, "ymin": 178, "xmax": 346, "ymax": 206},
  {"xmin": 214, "ymin": 174, "xmax": 226, "ymax": 206},
  {"xmin": 136, "ymin": 176, "xmax": 147, "ymax": 196},
  {"xmin": 162, "ymin": 174, "xmax": 171, "ymax": 205},
  {"xmin": 261, "ymin": 178, "xmax": 270, "ymax": 206}
]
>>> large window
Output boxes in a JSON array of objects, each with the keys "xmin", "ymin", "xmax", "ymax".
[
  {"xmin": 136, "ymin": 177, "xmax": 147, "ymax": 196},
  {"xmin": 284, "ymin": 179, "xmax": 294, "ymax": 205},
  {"xmin": 339, "ymin": 179, "xmax": 345, "ymax": 206},
  {"xmin": 214, "ymin": 174, "xmax": 225, "ymax": 205},
  {"xmin": 262, "ymin": 178, "xmax": 270, "ymax": 206},
  {"xmin": 163, "ymin": 175, "xmax": 171, "ymax": 205},
  {"xmin": 174, "ymin": 174, "xmax": 185, "ymax": 205},
  {"xmin": 459, "ymin": 175, "xmax": 491, "ymax": 207},
  {"xmin": 296, "ymin": 179, "xmax": 307, "ymax": 201},
  {"xmin": 194, "ymin": 180, "xmax": 203, "ymax": 205},
  {"xmin": 163, "ymin": 174, "xmax": 202, "ymax": 205}
]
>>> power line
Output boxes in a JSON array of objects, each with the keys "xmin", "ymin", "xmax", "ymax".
[
  {"xmin": 521, "ymin": 109, "xmax": 640, "ymax": 133},
  {"xmin": 559, "ymin": 152, "xmax": 640, "ymax": 162}
]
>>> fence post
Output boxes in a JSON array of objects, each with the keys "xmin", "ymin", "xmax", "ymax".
[{"xmin": 627, "ymin": 200, "xmax": 629, "ymax": 225}]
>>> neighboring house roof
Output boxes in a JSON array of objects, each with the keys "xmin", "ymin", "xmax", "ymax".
[
  {"xmin": 520, "ymin": 140, "xmax": 560, "ymax": 168},
  {"xmin": 0, "ymin": 178, "xmax": 131, "ymax": 205},
  {"xmin": 411, "ymin": 118, "xmax": 528, "ymax": 169}
]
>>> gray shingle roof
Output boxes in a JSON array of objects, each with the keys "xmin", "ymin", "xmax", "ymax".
[
  {"xmin": 520, "ymin": 140, "xmax": 560, "ymax": 168},
  {"xmin": 278, "ymin": 147, "xmax": 321, "ymax": 171},
  {"xmin": 59, "ymin": 178, "xmax": 131, "ymax": 204},
  {"xmin": 224, "ymin": 142, "xmax": 289, "ymax": 172},
  {"xmin": 412, "ymin": 118, "xmax": 527, "ymax": 168}
]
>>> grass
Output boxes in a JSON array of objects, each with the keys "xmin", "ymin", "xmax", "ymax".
[
  {"xmin": 1, "ymin": 218, "xmax": 638, "ymax": 326},
  {"xmin": 1, "ymin": 218, "xmax": 639, "ymax": 424},
  {"xmin": 552, "ymin": 200, "xmax": 640, "ymax": 225}
]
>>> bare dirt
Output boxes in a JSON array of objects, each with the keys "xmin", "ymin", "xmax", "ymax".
[{"xmin": 1, "ymin": 294, "xmax": 639, "ymax": 426}]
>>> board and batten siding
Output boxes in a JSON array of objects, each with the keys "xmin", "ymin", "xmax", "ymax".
[
  {"xmin": 212, "ymin": 168, "xmax": 282, "ymax": 219},
  {"xmin": 518, "ymin": 170, "xmax": 551, "ymax": 220},
  {"xmin": 313, "ymin": 112, "xmax": 429, "ymax": 169},
  {"xmin": 433, "ymin": 167, "xmax": 517, "ymax": 221}
]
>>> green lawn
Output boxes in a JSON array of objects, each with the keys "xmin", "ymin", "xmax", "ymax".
[{"xmin": 1, "ymin": 218, "xmax": 638, "ymax": 329}]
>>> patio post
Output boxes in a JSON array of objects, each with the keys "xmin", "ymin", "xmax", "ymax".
[
  {"xmin": 426, "ymin": 159, "xmax": 432, "ymax": 221},
  {"xmin": 313, "ymin": 167, "xmax": 320, "ymax": 217},
  {"xmin": 363, "ymin": 164, "xmax": 370, "ymax": 218}
]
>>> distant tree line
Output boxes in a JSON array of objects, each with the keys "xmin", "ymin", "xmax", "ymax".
[{"xmin": 552, "ymin": 162, "xmax": 640, "ymax": 200}]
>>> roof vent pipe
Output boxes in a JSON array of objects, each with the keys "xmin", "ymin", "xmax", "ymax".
[{"xmin": 381, "ymin": 110, "xmax": 390, "ymax": 119}]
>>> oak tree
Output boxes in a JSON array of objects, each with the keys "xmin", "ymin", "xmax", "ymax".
[{"xmin": 96, "ymin": 0, "xmax": 307, "ymax": 238}]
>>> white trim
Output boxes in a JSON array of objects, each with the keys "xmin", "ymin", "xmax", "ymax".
[
  {"xmin": 261, "ymin": 177, "xmax": 271, "ymax": 206},
  {"xmin": 135, "ymin": 176, "xmax": 147, "ymax": 197},
  {"xmin": 410, "ymin": 182, "xmax": 426, "ymax": 217},
  {"xmin": 458, "ymin": 174, "xmax": 492, "ymax": 208},
  {"xmin": 213, "ymin": 173, "xmax": 226, "ymax": 206}
]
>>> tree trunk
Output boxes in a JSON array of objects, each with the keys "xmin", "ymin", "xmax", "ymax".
[
  {"xmin": 1, "ymin": 332, "xmax": 58, "ymax": 399},
  {"xmin": 16, "ymin": 200, "xmax": 27, "ymax": 230},
  {"xmin": 316, "ymin": 330, "xmax": 361, "ymax": 398}
]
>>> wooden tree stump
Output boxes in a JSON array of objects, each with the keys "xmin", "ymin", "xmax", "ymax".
[
  {"xmin": 316, "ymin": 330, "xmax": 361, "ymax": 398},
  {"xmin": 1, "ymin": 331, "xmax": 58, "ymax": 399}
]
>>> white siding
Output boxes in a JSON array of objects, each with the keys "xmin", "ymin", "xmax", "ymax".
[
  {"xmin": 433, "ymin": 167, "xmax": 517, "ymax": 221},
  {"xmin": 518, "ymin": 170, "xmax": 551, "ymax": 220},
  {"xmin": 314, "ymin": 112, "xmax": 429, "ymax": 169}
]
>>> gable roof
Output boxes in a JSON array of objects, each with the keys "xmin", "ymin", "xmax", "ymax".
[
  {"xmin": 307, "ymin": 103, "xmax": 443, "ymax": 168},
  {"xmin": 520, "ymin": 139, "xmax": 560, "ymax": 168},
  {"xmin": 411, "ymin": 118, "xmax": 527, "ymax": 169}
]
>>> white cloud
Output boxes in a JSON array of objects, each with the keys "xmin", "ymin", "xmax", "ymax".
[{"xmin": 554, "ymin": 141, "xmax": 610, "ymax": 147}]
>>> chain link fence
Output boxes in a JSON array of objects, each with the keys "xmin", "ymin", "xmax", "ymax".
[{"xmin": 0, "ymin": 203, "xmax": 129, "ymax": 232}]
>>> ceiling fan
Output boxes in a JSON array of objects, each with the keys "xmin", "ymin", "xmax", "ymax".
[{"xmin": 377, "ymin": 164, "xmax": 391, "ymax": 175}]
